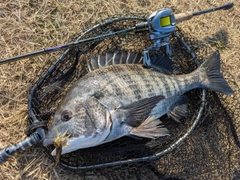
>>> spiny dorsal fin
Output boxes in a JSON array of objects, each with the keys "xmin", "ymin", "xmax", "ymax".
[
  {"xmin": 150, "ymin": 54, "xmax": 177, "ymax": 74},
  {"xmin": 88, "ymin": 55, "xmax": 99, "ymax": 71},
  {"xmin": 87, "ymin": 51, "xmax": 143, "ymax": 72},
  {"xmin": 130, "ymin": 116, "xmax": 169, "ymax": 139},
  {"xmin": 120, "ymin": 95, "xmax": 165, "ymax": 127},
  {"xmin": 88, "ymin": 51, "xmax": 176, "ymax": 74}
]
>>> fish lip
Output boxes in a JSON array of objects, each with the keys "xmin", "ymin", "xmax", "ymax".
[{"xmin": 42, "ymin": 138, "xmax": 54, "ymax": 147}]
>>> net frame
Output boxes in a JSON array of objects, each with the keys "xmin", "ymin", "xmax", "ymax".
[{"xmin": 27, "ymin": 16, "xmax": 208, "ymax": 171}]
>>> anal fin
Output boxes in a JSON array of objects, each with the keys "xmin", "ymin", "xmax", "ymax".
[
  {"xmin": 168, "ymin": 95, "xmax": 188, "ymax": 122},
  {"xmin": 130, "ymin": 116, "xmax": 169, "ymax": 139}
]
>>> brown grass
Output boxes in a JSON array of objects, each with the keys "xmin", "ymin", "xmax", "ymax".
[{"xmin": 0, "ymin": 0, "xmax": 239, "ymax": 179}]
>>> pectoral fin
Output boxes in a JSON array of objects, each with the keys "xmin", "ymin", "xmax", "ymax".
[
  {"xmin": 130, "ymin": 116, "xmax": 169, "ymax": 139},
  {"xmin": 120, "ymin": 95, "xmax": 165, "ymax": 127}
]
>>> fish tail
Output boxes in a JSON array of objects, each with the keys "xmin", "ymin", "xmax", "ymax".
[{"xmin": 199, "ymin": 50, "xmax": 234, "ymax": 95}]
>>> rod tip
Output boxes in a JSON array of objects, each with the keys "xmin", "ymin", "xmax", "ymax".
[{"xmin": 224, "ymin": 2, "xmax": 234, "ymax": 10}]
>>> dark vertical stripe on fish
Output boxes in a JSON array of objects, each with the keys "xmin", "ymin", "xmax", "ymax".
[
  {"xmin": 123, "ymin": 65, "xmax": 142, "ymax": 100},
  {"xmin": 173, "ymin": 78, "xmax": 180, "ymax": 95},
  {"xmin": 183, "ymin": 77, "xmax": 190, "ymax": 95},
  {"xmin": 140, "ymin": 69, "xmax": 155, "ymax": 98},
  {"xmin": 148, "ymin": 72, "xmax": 160, "ymax": 97},
  {"xmin": 160, "ymin": 75, "xmax": 170, "ymax": 97},
  {"xmin": 104, "ymin": 68, "xmax": 124, "ymax": 96},
  {"xmin": 170, "ymin": 77, "xmax": 177, "ymax": 95}
]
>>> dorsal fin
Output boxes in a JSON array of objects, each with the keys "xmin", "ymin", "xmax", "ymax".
[
  {"xmin": 87, "ymin": 51, "xmax": 176, "ymax": 74},
  {"xmin": 87, "ymin": 51, "xmax": 143, "ymax": 72},
  {"xmin": 150, "ymin": 54, "xmax": 177, "ymax": 74}
]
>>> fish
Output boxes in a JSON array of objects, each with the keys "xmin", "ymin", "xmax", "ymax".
[{"xmin": 43, "ymin": 50, "xmax": 233, "ymax": 157}]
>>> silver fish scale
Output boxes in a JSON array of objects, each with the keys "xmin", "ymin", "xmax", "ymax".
[
  {"xmin": 83, "ymin": 64, "xmax": 197, "ymax": 108},
  {"xmin": 62, "ymin": 64, "xmax": 203, "ymax": 139},
  {"xmin": 56, "ymin": 63, "xmax": 203, "ymax": 139}
]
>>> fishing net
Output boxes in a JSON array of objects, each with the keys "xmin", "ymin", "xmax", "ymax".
[{"xmin": 27, "ymin": 15, "xmax": 240, "ymax": 179}]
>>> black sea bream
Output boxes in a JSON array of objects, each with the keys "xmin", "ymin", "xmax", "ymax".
[{"xmin": 43, "ymin": 51, "xmax": 233, "ymax": 156}]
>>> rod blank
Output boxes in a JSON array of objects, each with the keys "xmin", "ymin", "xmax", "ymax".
[
  {"xmin": 0, "ymin": 2, "xmax": 234, "ymax": 65},
  {"xmin": 175, "ymin": 2, "xmax": 234, "ymax": 24}
]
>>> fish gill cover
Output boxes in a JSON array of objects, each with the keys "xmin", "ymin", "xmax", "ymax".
[{"xmin": 25, "ymin": 15, "xmax": 239, "ymax": 179}]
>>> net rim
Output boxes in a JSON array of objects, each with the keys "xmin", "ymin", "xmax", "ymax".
[{"xmin": 27, "ymin": 17, "xmax": 206, "ymax": 170}]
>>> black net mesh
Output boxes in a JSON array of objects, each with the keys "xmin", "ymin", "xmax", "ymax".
[{"xmin": 27, "ymin": 16, "xmax": 240, "ymax": 179}]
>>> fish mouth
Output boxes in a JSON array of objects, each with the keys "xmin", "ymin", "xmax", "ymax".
[
  {"xmin": 43, "ymin": 125, "xmax": 111, "ymax": 156},
  {"xmin": 50, "ymin": 136, "xmax": 91, "ymax": 156},
  {"xmin": 43, "ymin": 137, "xmax": 81, "ymax": 156},
  {"xmin": 46, "ymin": 134, "xmax": 106, "ymax": 156},
  {"xmin": 43, "ymin": 137, "xmax": 70, "ymax": 156}
]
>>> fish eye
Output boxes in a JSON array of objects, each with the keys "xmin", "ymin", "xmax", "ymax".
[{"xmin": 61, "ymin": 110, "xmax": 72, "ymax": 121}]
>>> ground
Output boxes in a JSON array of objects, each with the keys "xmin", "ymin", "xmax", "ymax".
[{"xmin": 0, "ymin": 0, "xmax": 239, "ymax": 179}]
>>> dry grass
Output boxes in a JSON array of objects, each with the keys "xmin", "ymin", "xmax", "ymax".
[{"xmin": 0, "ymin": 0, "xmax": 239, "ymax": 179}]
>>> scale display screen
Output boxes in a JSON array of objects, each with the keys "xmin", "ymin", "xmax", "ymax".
[{"xmin": 160, "ymin": 16, "xmax": 171, "ymax": 27}]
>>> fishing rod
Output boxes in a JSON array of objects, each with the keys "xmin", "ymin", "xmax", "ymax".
[{"xmin": 0, "ymin": 2, "xmax": 234, "ymax": 65}]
